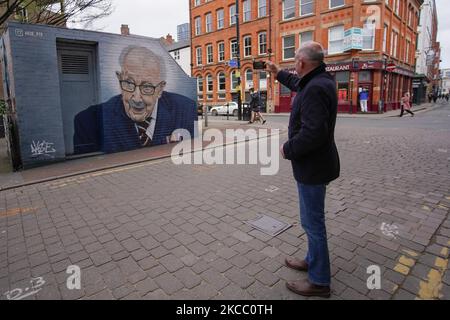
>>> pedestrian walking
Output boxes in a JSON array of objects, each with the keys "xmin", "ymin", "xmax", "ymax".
[
  {"xmin": 399, "ymin": 92, "xmax": 414, "ymax": 117},
  {"xmin": 266, "ymin": 42, "xmax": 340, "ymax": 298},
  {"xmin": 248, "ymin": 88, "xmax": 266, "ymax": 124}
]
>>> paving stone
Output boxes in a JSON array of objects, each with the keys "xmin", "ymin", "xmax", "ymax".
[{"xmin": 154, "ymin": 273, "xmax": 184, "ymax": 295}]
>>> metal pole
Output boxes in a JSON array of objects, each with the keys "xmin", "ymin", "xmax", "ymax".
[
  {"xmin": 227, "ymin": 102, "xmax": 229, "ymax": 121},
  {"xmin": 235, "ymin": 0, "xmax": 242, "ymax": 121}
]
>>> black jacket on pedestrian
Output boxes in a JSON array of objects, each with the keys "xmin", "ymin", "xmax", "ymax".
[{"xmin": 278, "ymin": 63, "xmax": 340, "ymax": 185}]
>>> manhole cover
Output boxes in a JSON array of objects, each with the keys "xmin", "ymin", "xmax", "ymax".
[{"xmin": 246, "ymin": 215, "xmax": 292, "ymax": 237}]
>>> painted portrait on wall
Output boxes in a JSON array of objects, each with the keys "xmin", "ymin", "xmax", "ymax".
[{"xmin": 73, "ymin": 46, "xmax": 197, "ymax": 155}]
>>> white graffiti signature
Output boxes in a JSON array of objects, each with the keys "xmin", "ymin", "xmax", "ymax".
[
  {"xmin": 380, "ymin": 222, "xmax": 399, "ymax": 239},
  {"xmin": 31, "ymin": 140, "xmax": 56, "ymax": 158},
  {"xmin": 3, "ymin": 277, "xmax": 46, "ymax": 300}
]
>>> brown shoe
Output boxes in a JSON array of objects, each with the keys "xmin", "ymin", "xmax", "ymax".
[
  {"xmin": 286, "ymin": 279, "xmax": 331, "ymax": 298},
  {"xmin": 285, "ymin": 257, "xmax": 309, "ymax": 272}
]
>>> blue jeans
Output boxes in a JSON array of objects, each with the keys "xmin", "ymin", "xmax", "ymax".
[{"xmin": 297, "ymin": 182, "xmax": 331, "ymax": 286}]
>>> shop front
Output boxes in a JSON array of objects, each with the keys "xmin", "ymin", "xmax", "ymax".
[{"xmin": 276, "ymin": 60, "xmax": 414, "ymax": 114}]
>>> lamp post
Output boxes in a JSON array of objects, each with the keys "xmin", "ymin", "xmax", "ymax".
[{"xmin": 235, "ymin": 0, "xmax": 243, "ymax": 121}]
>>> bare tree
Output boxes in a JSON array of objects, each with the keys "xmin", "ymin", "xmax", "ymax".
[{"xmin": 0, "ymin": 0, "xmax": 113, "ymax": 27}]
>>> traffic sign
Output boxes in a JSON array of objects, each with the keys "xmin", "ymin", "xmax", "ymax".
[{"xmin": 386, "ymin": 63, "xmax": 396, "ymax": 72}]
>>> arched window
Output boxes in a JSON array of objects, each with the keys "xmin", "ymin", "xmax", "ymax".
[
  {"xmin": 206, "ymin": 74, "xmax": 213, "ymax": 92},
  {"xmin": 245, "ymin": 69, "xmax": 253, "ymax": 90},
  {"xmin": 218, "ymin": 72, "xmax": 226, "ymax": 100},
  {"xmin": 231, "ymin": 71, "xmax": 238, "ymax": 91},
  {"xmin": 217, "ymin": 72, "xmax": 226, "ymax": 91}
]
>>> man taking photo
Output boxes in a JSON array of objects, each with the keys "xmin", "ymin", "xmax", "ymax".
[{"xmin": 266, "ymin": 41, "xmax": 340, "ymax": 298}]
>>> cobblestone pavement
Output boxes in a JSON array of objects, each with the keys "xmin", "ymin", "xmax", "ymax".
[{"xmin": 0, "ymin": 103, "xmax": 449, "ymax": 300}]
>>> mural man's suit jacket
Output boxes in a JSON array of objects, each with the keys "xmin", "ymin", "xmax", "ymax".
[{"xmin": 73, "ymin": 91, "xmax": 197, "ymax": 155}]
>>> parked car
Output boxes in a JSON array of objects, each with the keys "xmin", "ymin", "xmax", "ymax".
[{"xmin": 210, "ymin": 102, "xmax": 239, "ymax": 117}]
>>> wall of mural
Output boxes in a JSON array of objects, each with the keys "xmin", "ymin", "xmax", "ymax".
[{"xmin": 1, "ymin": 22, "xmax": 197, "ymax": 169}]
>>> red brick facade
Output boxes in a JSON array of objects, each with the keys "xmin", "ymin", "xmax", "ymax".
[{"xmin": 190, "ymin": 0, "xmax": 423, "ymax": 113}]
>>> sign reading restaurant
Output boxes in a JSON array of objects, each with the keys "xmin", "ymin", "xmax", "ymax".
[{"xmin": 288, "ymin": 61, "xmax": 414, "ymax": 77}]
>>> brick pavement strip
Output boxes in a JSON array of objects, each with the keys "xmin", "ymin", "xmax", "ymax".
[{"xmin": 1, "ymin": 105, "xmax": 450, "ymax": 300}]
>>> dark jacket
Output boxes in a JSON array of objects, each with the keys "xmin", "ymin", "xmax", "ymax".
[
  {"xmin": 250, "ymin": 92, "xmax": 262, "ymax": 110},
  {"xmin": 73, "ymin": 91, "xmax": 197, "ymax": 155},
  {"xmin": 278, "ymin": 63, "xmax": 340, "ymax": 185}
]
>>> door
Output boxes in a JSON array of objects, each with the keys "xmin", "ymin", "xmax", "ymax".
[
  {"xmin": 358, "ymin": 84, "xmax": 372, "ymax": 112},
  {"xmin": 58, "ymin": 44, "xmax": 98, "ymax": 155}
]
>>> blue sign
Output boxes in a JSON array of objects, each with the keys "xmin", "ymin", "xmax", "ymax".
[{"xmin": 228, "ymin": 59, "xmax": 238, "ymax": 68}]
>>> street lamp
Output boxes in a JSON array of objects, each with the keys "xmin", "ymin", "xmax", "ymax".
[{"xmin": 235, "ymin": 0, "xmax": 243, "ymax": 121}]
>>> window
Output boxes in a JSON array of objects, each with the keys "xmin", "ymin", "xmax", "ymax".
[
  {"xmin": 206, "ymin": 74, "xmax": 213, "ymax": 92},
  {"xmin": 230, "ymin": 5, "xmax": 236, "ymax": 25},
  {"xmin": 336, "ymin": 71, "xmax": 349, "ymax": 101},
  {"xmin": 283, "ymin": 0, "xmax": 295, "ymax": 20},
  {"xmin": 196, "ymin": 47, "xmax": 202, "ymax": 65},
  {"xmin": 195, "ymin": 17, "xmax": 201, "ymax": 36},
  {"xmin": 231, "ymin": 71, "xmax": 239, "ymax": 91},
  {"xmin": 283, "ymin": 35, "xmax": 296, "ymax": 60},
  {"xmin": 194, "ymin": 0, "xmax": 201, "ymax": 6},
  {"xmin": 218, "ymin": 72, "xmax": 226, "ymax": 91},
  {"xmin": 383, "ymin": 24, "xmax": 388, "ymax": 53},
  {"xmin": 407, "ymin": 7, "xmax": 412, "ymax": 26},
  {"xmin": 259, "ymin": 71, "xmax": 267, "ymax": 90},
  {"xmin": 244, "ymin": 36, "xmax": 252, "ymax": 57},
  {"xmin": 391, "ymin": 31, "xmax": 398, "ymax": 57},
  {"xmin": 328, "ymin": 25, "xmax": 344, "ymax": 54},
  {"xmin": 363, "ymin": 20, "xmax": 375, "ymax": 51},
  {"xmin": 359, "ymin": 71, "xmax": 372, "ymax": 82},
  {"xmin": 173, "ymin": 50, "xmax": 180, "ymax": 60},
  {"xmin": 218, "ymin": 42, "xmax": 225, "ymax": 62},
  {"xmin": 405, "ymin": 40, "xmax": 410, "ymax": 64},
  {"xmin": 245, "ymin": 69, "xmax": 253, "ymax": 89},
  {"xmin": 300, "ymin": 0, "xmax": 314, "ymax": 16},
  {"xmin": 330, "ymin": 0, "xmax": 344, "ymax": 9},
  {"xmin": 207, "ymin": 44, "xmax": 213, "ymax": 64},
  {"xmin": 197, "ymin": 76, "xmax": 203, "ymax": 93},
  {"xmin": 243, "ymin": 0, "xmax": 251, "ymax": 22},
  {"xmin": 259, "ymin": 32, "xmax": 267, "ymax": 55},
  {"xmin": 258, "ymin": 0, "xmax": 267, "ymax": 17},
  {"xmin": 206, "ymin": 13, "xmax": 212, "ymax": 33},
  {"xmin": 231, "ymin": 39, "xmax": 238, "ymax": 59},
  {"xmin": 217, "ymin": 9, "xmax": 224, "ymax": 29},
  {"xmin": 394, "ymin": 0, "xmax": 400, "ymax": 15},
  {"xmin": 300, "ymin": 31, "xmax": 313, "ymax": 46}
]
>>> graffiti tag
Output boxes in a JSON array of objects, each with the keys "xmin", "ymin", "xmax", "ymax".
[
  {"xmin": 31, "ymin": 140, "xmax": 56, "ymax": 158},
  {"xmin": 3, "ymin": 277, "xmax": 45, "ymax": 300},
  {"xmin": 380, "ymin": 222, "xmax": 399, "ymax": 239}
]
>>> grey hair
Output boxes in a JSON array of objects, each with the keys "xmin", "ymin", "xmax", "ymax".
[
  {"xmin": 118, "ymin": 45, "xmax": 166, "ymax": 79},
  {"xmin": 297, "ymin": 42, "xmax": 325, "ymax": 64}
]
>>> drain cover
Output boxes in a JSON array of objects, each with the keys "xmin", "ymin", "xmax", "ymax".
[{"xmin": 245, "ymin": 215, "xmax": 292, "ymax": 237}]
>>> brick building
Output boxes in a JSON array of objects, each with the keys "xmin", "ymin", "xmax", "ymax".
[{"xmin": 190, "ymin": 0, "xmax": 423, "ymax": 113}]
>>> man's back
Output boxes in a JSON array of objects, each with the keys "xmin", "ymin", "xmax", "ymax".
[{"xmin": 279, "ymin": 64, "xmax": 340, "ymax": 185}]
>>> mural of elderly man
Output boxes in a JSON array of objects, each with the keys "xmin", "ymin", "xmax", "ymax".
[{"xmin": 73, "ymin": 46, "xmax": 197, "ymax": 155}]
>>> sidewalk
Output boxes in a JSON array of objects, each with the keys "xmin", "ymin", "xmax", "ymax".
[
  {"xmin": 0, "ymin": 120, "xmax": 284, "ymax": 191},
  {"xmin": 262, "ymin": 102, "xmax": 439, "ymax": 119}
]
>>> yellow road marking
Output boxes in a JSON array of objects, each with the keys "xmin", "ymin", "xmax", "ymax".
[
  {"xmin": 417, "ymin": 256, "xmax": 449, "ymax": 300},
  {"xmin": 399, "ymin": 256, "xmax": 415, "ymax": 267},
  {"xmin": 441, "ymin": 247, "xmax": 449, "ymax": 257},
  {"xmin": 0, "ymin": 207, "xmax": 36, "ymax": 218},
  {"xmin": 418, "ymin": 269, "xmax": 443, "ymax": 300},
  {"xmin": 402, "ymin": 249, "xmax": 419, "ymax": 258},
  {"xmin": 394, "ymin": 263, "xmax": 410, "ymax": 275}
]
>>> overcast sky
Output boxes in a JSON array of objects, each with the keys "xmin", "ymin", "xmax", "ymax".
[{"xmin": 74, "ymin": 0, "xmax": 449, "ymax": 68}]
